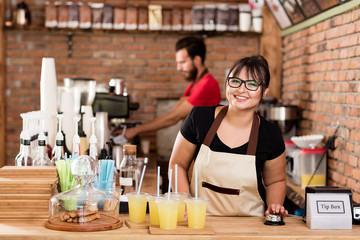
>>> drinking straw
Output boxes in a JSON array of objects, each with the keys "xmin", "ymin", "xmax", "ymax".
[
  {"xmin": 137, "ymin": 165, "xmax": 147, "ymax": 195},
  {"xmin": 96, "ymin": 160, "xmax": 115, "ymax": 190},
  {"xmin": 175, "ymin": 164, "xmax": 178, "ymax": 194},
  {"xmin": 195, "ymin": 169, "xmax": 198, "ymax": 199},
  {"xmin": 56, "ymin": 159, "xmax": 76, "ymax": 192},
  {"xmin": 167, "ymin": 169, "xmax": 172, "ymax": 200},
  {"xmin": 157, "ymin": 166, "xmax": 160, "ymax": 197}
]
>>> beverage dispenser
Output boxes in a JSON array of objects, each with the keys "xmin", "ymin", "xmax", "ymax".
[{"xmin": 287, "ymin": 135, "xmax": 326, "ymax": 189}]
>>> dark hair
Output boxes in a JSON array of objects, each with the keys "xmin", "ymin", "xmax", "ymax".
[
  {"xmin": 175, "ymin": 37, "xmax": 206, "ymax": 64},
  {"xmin": 226, "ymin": 55, "xmax": 270, "ymax": 103}
]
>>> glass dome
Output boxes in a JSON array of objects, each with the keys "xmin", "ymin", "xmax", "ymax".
[{"xmin": 46, "ymin": 155, "xmax": 121, "ymax": 231}]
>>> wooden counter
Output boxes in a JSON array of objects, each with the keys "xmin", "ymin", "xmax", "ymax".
[{"xmin": 1, "ymin": 215, "xmax": 359, "ymax": 239}]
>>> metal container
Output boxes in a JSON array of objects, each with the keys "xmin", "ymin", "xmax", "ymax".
[
  {"xmin": 64, "ymin": 78, "xmax": 96, "ymax": 107},
  {"xmin": 269, "ymin": 105, "xmax": 298, "ymax": 134}
]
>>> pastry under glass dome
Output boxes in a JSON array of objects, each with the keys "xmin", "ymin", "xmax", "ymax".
[{"xmin": 46, "ymin": 155, "xmax": 121, "ymax": 231}]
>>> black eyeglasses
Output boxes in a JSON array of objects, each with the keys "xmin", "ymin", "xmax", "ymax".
[{"xmin": 227, "ymin": 77, "xmax": 262, "ymax": 91}]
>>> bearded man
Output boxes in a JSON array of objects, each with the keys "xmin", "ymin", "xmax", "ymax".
[{"xmin": 113, "ymin": 37, "xmax": 221, "ymax": 140}]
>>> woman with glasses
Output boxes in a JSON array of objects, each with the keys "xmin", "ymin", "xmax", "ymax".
[{"xmin": 169, "ymin": 55, "xmax": 288, "ymax": 218}]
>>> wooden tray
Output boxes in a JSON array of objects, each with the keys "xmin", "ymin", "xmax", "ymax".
[
  {"xmin": 125, "ymin": 220, "xmax": 150, "ymax": 229},
  {"xmin": 0, "ymin": 166, "xmax": 57, "ymax": 178},
  {"xmin": 0, "ymin": 193, "xmax": 51, "ymax": 200},
  {"xmin": 45, "ymin": 214, "xmax": 123, "ymax": 232},
  {"xmin": 149, "ymin": 225, "xmax": 215, "ymax": 235}
]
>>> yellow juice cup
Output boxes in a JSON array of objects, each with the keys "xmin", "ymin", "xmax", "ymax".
[
  {"xmin": 126, "ymin": 192, "xmax": 148, "ymax": 223},
  {"xmin": 156, "ymin": 197, "xmax": 180, "ymax": 230},
  {"xmin": 146, "ymin": 194, "xmax": 162, "ymax": 225},
  {"xmin": 165, "ymin": 192, "xmax": 188, "ymax": 222},
  {"xmin": 185, "ymin": 197, "xmax": 208, "ymax": 229}
]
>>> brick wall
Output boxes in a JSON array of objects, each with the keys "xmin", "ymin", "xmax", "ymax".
[
  {"xmin": 5, "ymin": 25, "xmax": 259, "ymax": 165},
  {"xmin": 281, "ymin": 6, "xmax": 360, "ymax": 202}
]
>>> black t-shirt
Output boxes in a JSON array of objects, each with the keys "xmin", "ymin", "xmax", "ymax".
[{"xmin": 180, "ymin": 105, "xmax": 285, "ymax": 204}]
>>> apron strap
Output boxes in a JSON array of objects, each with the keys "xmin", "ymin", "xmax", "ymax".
[
  {"xmin": 203, "ymin": 106, "xmax": 228, "ymax": 146},
  {"xmin": 202, "ymin": 106, "xmax": 260, "ymax": 156},
  {"xmin": 246, "ymin": 113, "xmax": 260, "ymax": 156}
]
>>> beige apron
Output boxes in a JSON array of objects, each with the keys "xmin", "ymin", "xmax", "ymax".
[{"xmin": 190, "ymin": 106, "xmax": 265, "ymax": 216}]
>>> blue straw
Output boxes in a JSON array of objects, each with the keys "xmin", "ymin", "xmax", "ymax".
[
  {"xmin": 108, "ymin": 161, "xmax": 114, "ymax": 182},
  {"xmin": 175, "ymin": 164, "xmax": 178, "ymax": 194},
  {"xmin": 157, "ymin": 166, "xmax": 160, "ymax": 197},
  {"xmin": 195, "ymin": 169, "xmax": 198, "ymax": 199},
  {"xmin": 137, "ymin": 165, "xmax": 147, "ymax": 195},
  {"xmin": 168, "ymin": 169, "xmax": 172, "ymax": 200}
]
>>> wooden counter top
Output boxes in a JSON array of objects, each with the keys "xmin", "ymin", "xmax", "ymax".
[{"xmin": 1, "ymin": 215, "xmax": 360, "ymax": 239}]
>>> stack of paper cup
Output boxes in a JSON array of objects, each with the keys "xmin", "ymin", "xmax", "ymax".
[
  {"xmin": 95, "ymin": 112, "xmax": 110, "ymax": 153},
  {"xmin": 40, "ymin": 57, "xmax": 58, "ymax": 147},
  {"xmin": 81, "ymin": 105, "xmax": 94, "ymax": 145}
]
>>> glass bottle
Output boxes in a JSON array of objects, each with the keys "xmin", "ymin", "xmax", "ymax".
[
  {"xmin": 16, "ymin": 139, "xmax": 33, "ymax": 166},
  {"xmin": 119, "ymin": 144, "xmax": 140, "ymax": 195},
  {"xmin": 50, "ymin": 114, "xmax": 66, "ymax": 165},
  {"xmin": 72, "ymin": 116, "xmax": 81, "ymax": 158},
  {"xmin": 89, "ymin": 117, "xmax": 98, "ymax": 161},
  {"xmin": 33, "ymin": 132, "xmax": 51, "ymax": 166},
  {"xmin": 15, "ymin": 113, "xmax": 26, "ymax": 165},
  {"xmin": 50, "ymin": 137, "xmax": 66, "ymax": 165}
]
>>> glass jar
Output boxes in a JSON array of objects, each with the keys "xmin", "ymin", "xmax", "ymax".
[
  {"xmin": 119, "ymin": 144, "xmax": 140, "ymax": 196},
  {"xmin": 47, "ymin": 155, "xmax": 120, "ymax": 231}
]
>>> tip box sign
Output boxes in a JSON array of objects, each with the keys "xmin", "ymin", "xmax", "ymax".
[
  {"xmin": 307, "ymin": 193, "xmax": 352, "ymax": 229},
  {"xmin": 317, "ymin": 201, "xmax": 345, "ymax": 214}
]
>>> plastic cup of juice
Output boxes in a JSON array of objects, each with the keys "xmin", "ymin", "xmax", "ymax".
[
  {"xmin": 126, "ymin": 192, "xmax": 148, "ymax": 223},
  {"xmin": 185, "ymin": 197, "xmax": 208, "ymax": 229},
  {"xmin": 165, "ymin": 192, "xmax": 188, "ymax": 222},
  {"xmin": 146, "ymin": 194, "xmax": 162, "ymax": 225},
  {"xmin": 156, "ymin": 197, "xmax": 180, "ymax": 230}
]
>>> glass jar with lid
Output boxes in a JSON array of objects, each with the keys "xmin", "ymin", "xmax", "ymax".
[{"xmin": 46, "ymin": 155, "xmax": 122, "ymax": 231}]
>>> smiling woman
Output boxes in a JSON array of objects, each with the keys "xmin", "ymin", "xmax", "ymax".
[{"xmin": 169, "ymin": 55, "xmax": 288, "ymax": 218}]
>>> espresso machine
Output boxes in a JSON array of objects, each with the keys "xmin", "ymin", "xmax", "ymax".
[{"xmin": 92, "ymin": 78, "xmax": 140, "ymax": 169}]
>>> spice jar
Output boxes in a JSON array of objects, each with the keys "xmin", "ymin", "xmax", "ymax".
[
  {"xmin": 45, "ymin": 1, "xmax": 58, "ymax": 28},
  {"xmin": 183, "ymin": 8, "xmax": 192, "ymax": 31},
  {"xmin": 125, "ymin": 5, "xmax": 138, "ymax": 30},
  {"xmin": 114, "ymin": 7, "xmax": 125, "ymax": 30},
  {"xmin": 192, "ymin": 5, "xmax": 204, "ymax": 31},
  {"xmin": 79, "ymin": 2, "xmax": 91, "ymax": 29},
  {"xmin": 204, "ymin": 4, "xmax": 216, "ymax": 31},
  {"xmin": 171, "ymin": 8, "xmax": 182, "ymax": 31}
]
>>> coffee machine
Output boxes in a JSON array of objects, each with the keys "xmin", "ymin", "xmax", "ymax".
[{"xmin": 92, "ymin": 78, "xmax": 140, "ymax": 169}]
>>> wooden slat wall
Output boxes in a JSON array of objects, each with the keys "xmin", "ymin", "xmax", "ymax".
[
  {"xmin": 260, "ymin": 4, "xmax": 282, "ymax": 101},
  {"xmin": 0, "ymin": 0, "xmax": 5, "ymax": 167}
]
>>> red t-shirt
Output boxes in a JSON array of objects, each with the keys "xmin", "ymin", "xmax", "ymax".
[{"xmin": 182, "ymin": 73, "xmax": 221, "ymax": 106}]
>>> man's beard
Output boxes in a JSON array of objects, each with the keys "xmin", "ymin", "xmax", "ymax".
[{"xmin": 185, "ymin": 63, "xmax": 198, "ymax": 81}]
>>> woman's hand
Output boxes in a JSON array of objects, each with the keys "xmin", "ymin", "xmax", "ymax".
[{"xmin": 265, "ymin": 203, "xmax": 288, "ymax": 218}]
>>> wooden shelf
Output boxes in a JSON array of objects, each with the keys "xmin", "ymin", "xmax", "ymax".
[
  {"xmin": 286, "ymin": 177, "xmax": 306, "ymax": 209},
  {"xmin": 4, "ymin": 25, "xmax": 261, "ymax": 37}
]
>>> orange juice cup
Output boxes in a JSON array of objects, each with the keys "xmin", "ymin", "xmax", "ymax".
[
  {"xmin": 147, "ymin": 194, "xmax": 162, "ymax": 225},
  {"xmin": 126, "ymin": 192, "xmax": 148, "ymax": 223},
  {"xmin": 156, "ymin": 197, "xmax": 180, "ymax": 230},
  {"xmin": 185, "ymin": 197, "xmax": 208, "ymax": 229},
  {"xmin": 165, "ymin": 192, "xmax": 188, "ymax": 222}
]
